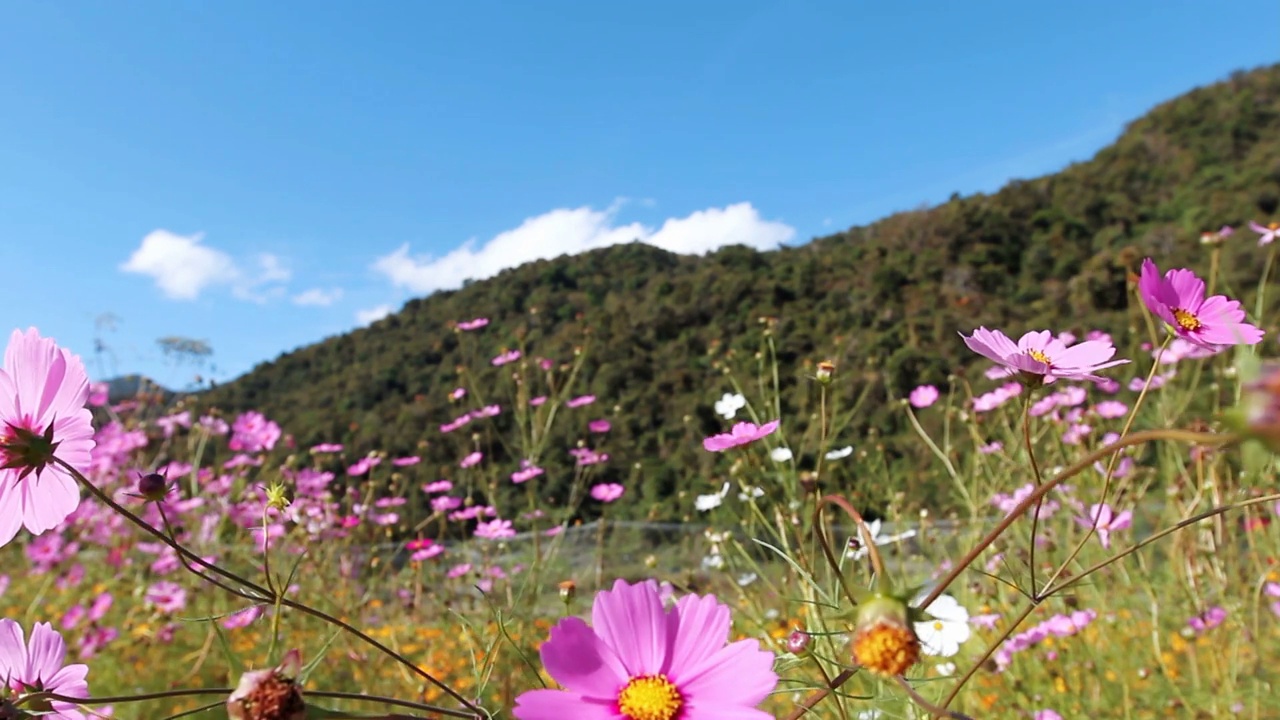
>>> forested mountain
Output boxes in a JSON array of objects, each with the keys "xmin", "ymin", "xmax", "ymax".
[{"xmin": 197, "ymin": 65, "xmax": 1280, "ymax": 520}]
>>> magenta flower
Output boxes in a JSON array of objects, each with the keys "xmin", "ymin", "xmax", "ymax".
[
  {"xmin": 228, "ymin": 411, "xmax": 281, "ymax": 454},
  {"xmin": 588, "ymin": 419, "xmax": 612, "ymax": 433},
  {"xmin": 457, "ymin": 317, "xmax": 490, "ymax": 331},
  {"xmin": 1138, "ymin": 258, "xmax": 1264, "ymax": 350},
  {"xmin": 908, "ymin": 385, "xmax": 939, "ymax": 409},
  {"xmin": 474, "ymin": 518, "xmax": 516, "ymax": 540},
  {"xmin": 961, "ymin": 327, "xmax": 1128, "ymax": 385},
  {"xmin": 513, "ymin": 579, "xmax": 777, "ymax": 720},
  {"xmin": 86, "ymin": 382, "xmax": 108, "ymax": 407},
  {"xmin": 0, "ymin": 328, "xmax": 95, "ymax": 547},
  {"xmin": 391, "ymin": 456, "xmax": 421, "ymax": 467},
  {"xmin": 567, "ymin": 394, "xmax": 596, "ymax": 408},
  {"xmin": 1187, "ymin": 606, "xmax": 1227, "ymax": 634},
  {"xmin": 1076, "ymin": 503, "xmax": 1132, "ymax": 549},
  {"xmin": 310, "ymin": 443, "xmax": 344, "ymax": 454},
  {"xmin": 460, "ymin": 451, "xmax": 484, "ymax": 469},
  {"xmin": 145, "ymin": 581, "xmax": 188, "ymax": 614},
  {"xmin": 422, "ymin": 480, "xmax": 453, "ymax": 494},
  {"xmin": 222, "ymin": 606, "xmax": 265, "ymax": 630},
  {"xmin": 0, "ymin": 620, "xmax": 90, "ymax": 719},
  {"xmin": 1249, "ymin": 220, "xmax": 1279, "ymax": 246},
  {"xmin": 492, "ymin": 350, "xmax": 522, "ymax": 367},
  {"xmin": 702, "ymin": 420, "xmax": 780, "ymax": 452},
  {"xmin": 590, "ymin": 483, "xmax": 624, "ymax": 503}
]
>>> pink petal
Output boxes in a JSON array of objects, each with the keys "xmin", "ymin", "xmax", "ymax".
[
  {"xmin": 539, "ymin": 617, "xmax": 628, "ymax": 699},
  {"xmin": 24, "ymin": 622, "xmax": 66, "ymax": 683},
  {"xmin": 20, "ymin": 467, "xmax": 80, "ymax": 535},
  {"xmin": 591, "ymin": 580, "xmax": 670, "ymax": 677},
  {"xmin": 1164, "ymin": 268, "xmax": 1207, "ymax": 312},
  {"xmin": 674, "ymin": 638, "xmax": 777, "ymax": 708},
  {"xmin": 667, "ymin": 594, "xmax": 731, "ymax": 677},
  {"xmin": 512, "ymin": 689, "xmax": 618, "ymax": 720},
  {"xmin": 0, "ymin": 478, "xmax": 23, "ymax": 547},
  {"xmin": 1015, "ymin": 330, "xmax": 1053, "ymax": 354},
  {"xmin": 0, "ymin": 619, "xmax": 27, "ymax": 679},
  {"xmin": 683, "ymin": 706, "xmax": 776, "ymax": 720}
]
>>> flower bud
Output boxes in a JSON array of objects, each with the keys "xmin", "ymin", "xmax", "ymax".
[
  {"xmin": 851, "ymin": 593, "xmax": 921, "ymax": 677},
  {"xmin": 815, "ymin": 360, "xmax": 835, "ymax": 384},
  {"xmin": 137, "ymin": 472, "xmax": 170, "ymax": 502},
  {"xmin": 558, "ymin": 580, "xmax": 577, "ymax": 606},
  {"xmin": 786, "ymin": 629, "xmax": 811, "ymax": 655},
  {"xmin": 227, "ymin": 649, "xmax": 305, "ymax": 720}
]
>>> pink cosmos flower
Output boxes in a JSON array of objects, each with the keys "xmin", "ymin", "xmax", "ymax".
[
  {"xmin": 474, "ymin": 518, "xmax": 516, "ymax": 540},
  {"xmin": 492, "ymin": 350, "xmax": 522, "ymax": 367},
  {"xmin": 447, "ymin": 563, "xmax": 472, "ymax": 578},
  {"xmin": 145, "ymin": 581, "xmax": 188, "ymax": 614},
  {"xmin": 460, "ymin": 451, "xmax": 483, "ymax": 469},
  {"xmin": 422, "ymin": 480, "xmax": 453, "ymax": 494},
  {"xmin": 703, "ymin": 420, "xmax": 780, "ymax": 452},
  {"xmin": 588, "ymin": 419, "xmax": 612, "ymax": 433},
  {"xmin": 1187, "ymin": 606, "xmax": 1227, "ymax": 634},
  {"xmin": 1249, "ymin": 220, "xmax": 1279, "ymax": 246},
  {"xmin": 87, "ymin": 382, "xmax": 109, "ymax": 407},
  {"xmin": 567, "ymin": 395, "xmax": 596, "ymax": 408},
  {"xmin": 513, "ymin": 578, "xmax": 777, "ymax": 720},
  {"xmin": 1138, "ymin": 258, "xmax": 1264, "ymax": 350},
  {"xmin": 530, "ymin": 395, "xmax": 548, "ymax": 407},
  {"xmin": 590, "ymin": 483, "xmax": 624, "ymax": 503},
  {"xmin": 908, "ymin": 385, "xmax": 939, "ymax": 409},
  {"xmin": 391, "ymin": 456, "xmax": 421, "ymax": 467},
  {"xmin": 0, "ymin": 620, "xmax": 90, "ymax": 719},
  {"xmin": 961, "ymin": 327, "xmax": 1128, "ymax": 385},
  {"xmin": 1076, "ymin": 503, "xmax": 1132, "ymax": 549},
  {"xmin": 310, "ymin": 443, "xmax": 344, "ymax": 454},
  {"xmin": 0, "ymin": 328, "xmax": 95, "ymax": 547},
  {"xmin": 228, "ymin": 411, "xmax": 281, "ymax": 454},
  {"xmin": 449, "ymin": 387, "xmax": 467, "ymax": 401},
  {"xmin": 457, "ymin": 317, "xmax": 490, "ymax": 331},
  {"xmin": 221, "ymin": 606, "xmax": 265, "ymax": 630},
  {"xmin": 511, "ymin": 463, "xmax": 544, "ymax": 484}
]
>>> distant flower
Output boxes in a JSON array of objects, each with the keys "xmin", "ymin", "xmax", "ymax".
[
  {"xmin": 978, "ymin": 440, "xmax": 1003, "ymax": 454},
  {"xmin": 449, "ymin": 387, "xmax": 467, "ymax": 400},
  {"xmin": 460, "ymin": 451, "xmax": 483, "ymax": 469},
  {"xmin": 145, "ymin": 581, "xmax": 187, "ymax": 614},
  {"xmin": 590, "ymin": 483, "xmax": 624, "ymax": 503},
  {"xmin": 470, "ymin": 404, "xmax": 501, "ymax": 419},
  {"xmin": 909, "ymin": 385, "xmax": 940, "ymax": 409},
  {"xmin": 530, "ymin": 395, "xmax": 547, "ymax": 406},
  {"xmin": 0, "ymin": 620, "xmax": 90, "ymax": 718},
  {"xmin": 347, "ymin": 456, "xmax": 381, "ymax": 476},
  {"xmin": 87, "ymin": 381, "xmax": 109, "ymax": 407},
  {"xmin": 770, "ymin": 447, "xmax": 793, "ymax": 462},
  {"xmin": 391, "ymin": 456, "xmax": 420, "ymax": 467},
  {"xmin": 1034, "ymin": 711, "xmax": 1064, "ymax": 720},
  {"xmin": 587, "ymin": 419, "xmax": 611, "ymax": 433},
  {"xmin": 695, "ymin": 482, "xmax": 731, "ymax": 512},
  {"xmin": 1093, "ymin": 400, "xmax": 1128, "ymax": 419},
  {"xmin": 310, "ymin": 443, "xmax": 344, "ymax": 454},
  {"xmin": 1076, "ymin": 503, "xmax": 1132, "ymax": 549},
  {"xmin": 512, "ymin": 579, "xmax": 777, "ymax": 720},
  {"xmin": 703, "ymin": 420, "xmax": 780, "ymax": 452},
  {"xmin": 0, "ymin": 328, "xmax": 95, "ymax": 547},
  {"xmin": 446, "ymin": 563, "xmax": 472, "ymax": 578},
  {"xmin": 714, "ymin": 392, "xmax": 747, "ymax": 419},
  {"xmin": 222, "ymin": 606, "xmax": 265, "ymax": 630},
  {"xmin": 914, "ymin": 594, "xmax": 971, "ymax": 658},
  {"xmin": 1249, "ymin": 220, "xmax": 1279, "ymax": 246},
  {"xmin": 228, "ymin": 411, "xmax": 281, "ymax": 454},
  {"xmin": 456, "ymin": 317, "xmax": 490, "ymax": 331},
  {"xmin": 1200, "ymin": 225, "xmax": 1234, "ymax": 246},
  {"xmin": 491, "ymin": 350, "xmax": 522, "ymax": 367},
  {"xmin": 569, "ymin": 447, "xmax": 610, "ymax": 466},
  {"xmin": 511, "ymin": 462, "xmax": 544, "ymax": 484},
  {"xmin": 474, "ymin": 518, "xmax": 516, "ymax": 540},
  {"xmin": 431, "ymin": 495, "xmax": 462, "ymax": 513},
  {"xmin": 566, "ymin": 395, "xmax": 596, "ymax": 408},
  {"xmin": 961, "ymin": 327, "xmax": 1128, "ymax": 385},
  {"xmin": 846, "ymin": 519, "xmax": 917, "ymax": 561},
  {"xmin": 1187, "ymin": 606, "xmax": 1227, "ymax": 634},
  {"xmin": 824, "ymin": 445, "xmax": 853, "ymax": 460},
  {"xmin": 1138, "ymin": 258, "xmax": 1264, "ymax": 350},
  {"xmin": 422, "ymin": 480, "xmax": 452, "ymax": 494}
]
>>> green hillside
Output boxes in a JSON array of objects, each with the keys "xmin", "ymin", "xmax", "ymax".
[{"xmin": 197, "ymin": 64, "xmax": 1280, "ymax": 521}]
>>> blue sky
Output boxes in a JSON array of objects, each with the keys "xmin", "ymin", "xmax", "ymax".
[{"xmin": 1, "ymin": 1, "xmax": 1275, "ymax": 388}]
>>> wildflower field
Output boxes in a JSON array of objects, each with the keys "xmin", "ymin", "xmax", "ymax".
[{"xmin": 1, "ymin": 231, "xmax": 1279, "ymax": 719}]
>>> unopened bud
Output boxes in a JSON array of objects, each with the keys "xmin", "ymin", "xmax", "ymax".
[
  {"xmin": 137, "ymin": 472, "xmax": 170, "ymax": 502},
  {"xmin": 558, "ymin": 580, "xmax": 577, "ymax": 605},
  {"xmin": 265, "ymin": 482, "xmax": 291, "ymax": 511},
  {"xmin": 227, "ymin": 649, "xmax": 305, "ymax": 720},
  {"xmin": 786, "ymin": 629, "xmax": 811, "ymax": 655},
  {"xmin": 815, "ymin": 361, "xmax": 835, "ymax": 384}
]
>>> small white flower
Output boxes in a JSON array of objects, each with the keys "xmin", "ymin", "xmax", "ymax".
[
  {"xmin": 770, "ymin": 447, "xmax": 793, "ymax": 462},
  {"xmin": 824, "ymin": 445, "xmax": 853, "ymax": 460},
  {"xmin": 737, "ymin": 486, "xmax": 764, "ymax": 502},
  {"xmin": 737, "ymin": 572, "xmax": 758, "ymax": 586},
  {"xmin": 695, "ymin": 482, "xmax": 731, "ymax": 512},
  {"xmin": 845, "ymin": 520, "xmax": 918, "ymax": 560},
  {"xmin": 935, "ymin": 661, "xmax": 956, "ymax": 677},
  {"xmin": 856, "ymin": 710, "xmax": 882, "ymax": 720},
  {"xmin": 701, "ymin": 554, "xmax": 724, "ymax": 570},
  {"xmin": 914, "ymin": 594, "xmax": 971, "ymax": 658},
  {"xmin": 714, "ymin": 392, "xmax": 747, "ymax": 419}
]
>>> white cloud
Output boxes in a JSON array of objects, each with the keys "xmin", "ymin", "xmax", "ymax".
[
  {"xmin": 356, "ymin": 304, "xmax": 393, "ymax": 325},
  {"xmin": 372, "ymin": 202, "xmax": 795, "ymax": 295},
  {"xmin": 119, "ymin": 230, "xmax": 240, "ymax": 300},
  {"xmin": 121, "ymin": 232, "xmax": 293, "ymax": 303},
  {"xmin": 292, "ymin": 287, "xmax": 345, "ymax": 307}
]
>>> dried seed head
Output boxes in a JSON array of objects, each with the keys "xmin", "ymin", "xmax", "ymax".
[{"xmin": 227, "ymin": 649, "xmax": 305, "ymax": 720}]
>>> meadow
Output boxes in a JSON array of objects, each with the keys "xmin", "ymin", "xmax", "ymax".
[{"xmin": 0, "ymin": 230, "xmax": 1278, "ymax": 719}]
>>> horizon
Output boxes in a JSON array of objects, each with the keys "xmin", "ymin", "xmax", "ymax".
[{"xmin": 2, "ymin": 2, "xmax": 1277, "ymax": 387}]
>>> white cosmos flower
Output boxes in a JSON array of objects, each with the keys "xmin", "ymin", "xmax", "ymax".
[
  {"xmin": 845, "ymin": 519, "xmax": 918, "ymax": 560},
  {"xmin": 701, "ymin": 553, "xmax": 724, "ymax": 570},
  {"xmin": 913, "ymin": 594, "xmax": 971, "ymax": 657},
  {"xmin": 824, "ymin": 445, "xmax": 853, "ymax": 460},
  {"xmin": 770, "ymin": 447, "xmax": 793, "ymax": 462},
  {"xmin": 856, "ymin": 710, "xmax": 882, "ymax": 720},
  {"xmin": 935, "ymin": 661, "xmax": 956, "ymax": 677},
  {"xmin": 737, "ymin": 486, "xmax": 764, "ymax": 502},
  {"xmin": 737, "ymin": 572, "xmax": 758, "ymax": 586},
  {"xmin": 695, "ymin": 482, "xmax": 731, "ymax": 512},
  {"xmin": 714, "ymin": 392, "xmax": 746, "ymax": 419}
]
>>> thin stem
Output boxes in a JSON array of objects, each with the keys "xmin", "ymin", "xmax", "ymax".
[
  {"xmin": 782, "ymin": 669, "xmax": 855, "ymax": 720},
  {"xmin": 918, "ymin": 429, "xmax": 1235, "ymax": 608},
  {"xmin": 1022, "ymin": 392, "xmax": 1045, "ymax": 598}
]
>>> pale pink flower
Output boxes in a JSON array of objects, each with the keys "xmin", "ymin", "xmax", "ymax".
[
  {"xmin": 1249, "ymin": 220, "xmax": 1279, "ymax": 246},
  {"xmin": 228, "ymin": 411, "xmax": 281, "ymax": 454},
  {"xmin": 145, "ymin": 581, "xmax": 188, "ymax": 614},
  {"xmin": 961, "ymin": 327, "xmax": 1128, "ymax": 384},
  {"xmin": 474, "ymin": 519, "xmax": 516, "ymax": 540},
  {"xmin": 511, "ymin": 463, "xmax": 544, "ymax": 484},
  {"xmin": 590, "ymin": 483, "xmax": 624, "ymax": 503},
  {"xmin": 703, "ymin": 420, "xmax": 780, "ymax": 452},
  {"xmin": 310, "ymin": 443, "xmax": 344, "ymax": 454},
  {"xmin": 909, "ymin": 385, "xmax": 939, "ymax": 408},
  {"xmin": 1138, "ymin": 258, "xmax": 1264, "ymax": 350},
  {"xmin": 391, "ymin": 456, "xmax": 420, "ymax": 467},
  {"xmin": 588, "ymin": 419, "xmax": 612, "ymax": 433},
  {"xmin": 87, "ymin": 382, "xmax": 109, "ymax": 407},
  {"xmin": 222, "ymin": 606, "xmax": 265, "ymax": 629},
  {"xmin": 566, "ymin": 395, "xmax": 596, "ymax": 408},
  {"xmin": 459, "ymin": 451, "xmax": 483, "ymax": 469},
  {"xmin": 446, "ymin": 563, "xmax": 472, "ymax": 578},
  {"xmin": 1076, "ymin": 503, "xmax": 1132, "ymax": 549},
  {"xmin": 422, "ymin": 480, "xmax": 453, "ymax": 494},
  {"xmin": 492, "ymin": 350, "xmax": 522, "ymax": 367},
  {"xmin": 1188, "ymin": 606, "xmax": 1227, "ymax": 634},
  {"xmin": 530, "ymin": 395, "xmax": 548, "ymax": 407},
  {"xmin": 0, "ymin": 328, "xmax": 95, "ymax": 547},
  {"xmin": 0, "ymin": 620, "xmax": 90, "ymax": 719},
  {"xmin": 457, "ymin": 317, "xmax": 490, "ymax": 331}
]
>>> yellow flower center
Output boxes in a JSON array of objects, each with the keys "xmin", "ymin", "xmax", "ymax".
[
  {"xmin": 617, "ymin": 675, "xmax": 683, "ymax": 720},
  {"xmin": 1027, "ymin": 349, "xmax": 1051, "ymax": 365},
  {"xmin": 1172, "ymin": 308, "xmax": 1202, "ymax": 332},
  {"xmin": 852, "ymin": 619, "xmax": 921, "ymax": 677}
]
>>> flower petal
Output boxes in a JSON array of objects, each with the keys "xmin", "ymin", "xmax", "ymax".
[
  {"xmin": 539, "ymin": 617, "xmax": 628, "ymax": 699},
  {"xmin": 512, "ymin": 689, "xmax": 619, "ymax": 720},
  {"xmin": 666, "ymin": 593, "xmax": 731, "ymax": 677},
  {"xmin": 591, "ymin": 579, "xmax": 672, "ymax": 676},
  {"xmin": 673, "ymin": 638, "xmax": 777, "ymax": 708}
]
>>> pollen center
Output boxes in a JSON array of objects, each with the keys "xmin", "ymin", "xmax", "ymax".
[
  {"xmin": 617, "ymin": 675, "xmax": 683, "ymax": 720},
  {"xmin": 1027, "ymin": 349, "xmax": 1051, "ymax": 365},
  {"xmin": 1172, "ymin": 308, "xmax": 1202, "ymax": 332},
  {"xmin": 852, "ymin": 619, "xmax": 921, "ymax": 677}
]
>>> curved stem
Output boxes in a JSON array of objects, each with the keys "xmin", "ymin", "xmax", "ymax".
[
  {"xmin": 918, "ymin": 429, "xmax": 1235, "ymax": 608},
  {"xmin": 57, "ymin": 459, "xmax": 483, "ymax": 717},
  {"xmin": 1022, "ymin": 393, "xmax": 1045, "ymax": 598}
]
